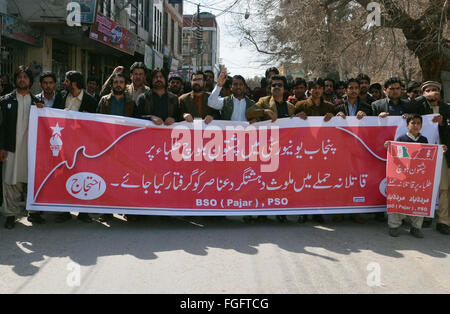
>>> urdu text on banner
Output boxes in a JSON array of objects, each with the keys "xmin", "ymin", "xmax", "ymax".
[{"xmin": 27, "ymin": 108, "xmax": 439, "ymax": 216}]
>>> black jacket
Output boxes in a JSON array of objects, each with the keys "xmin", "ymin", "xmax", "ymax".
[
  {"xmin": 408, "ymin": 96, "xmax": 450, "ymax": 166},
  {"xmin": 136, "ymin": 90, "xmax": 180, "ymax": 121},
  {"xmin": 371, "ymin": 97, "xmax": 411, "ymax": 116},
  {"xmin": 334, "ymin": 97, "xmax": 373, "ymax": 116},
  {"xmin": 60, "ymin": 90, "xmax": 98, "ymax": 113},
  {"xmin": 35, "ymin": 91, "xmax": 65, "ymax": 109},
  {"xmin": 0, "ymin": 91, "xmax": 40, "ymax": 153}
]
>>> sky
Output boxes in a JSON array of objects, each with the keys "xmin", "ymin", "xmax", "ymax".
[{"xmin": 183, "ymin": 0, "xmax": 276, "ymax": 79}]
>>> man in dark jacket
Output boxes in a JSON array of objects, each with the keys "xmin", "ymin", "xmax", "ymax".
[
  {"xmin": 334, "ymin": 78, "xmax": 373, "ymax": 119},
  {"xmin": 0, "ymin": 66, "xmax": 45, "ymax": 229},
  {"xmin": 98, "ymin": 73, "xmax": 136, "ymax": 117},
  {"xmin": 333, "ymin": 78, "xmax": 373, "ymax": 224},
  {"xmin": 408, "ymin": 81, "xmax": 450, "ymax": 235},
  {"xmin": 356, "ymin": 73, "xmax": 376, "ymax": 105},
  {"xmin": 179, "ymin": 71, "xmax": 220, "ymax": 124},
  {"xmin": 35, "ymin": 71, "xmax": 65, "ymax": 109},
  {"xmin": 371, "ymin": 77, "xmax": 410, "ymax": 117},
  {"xmin": 136, "ymin": 69, "xmax": 180, "ymax": 125}
]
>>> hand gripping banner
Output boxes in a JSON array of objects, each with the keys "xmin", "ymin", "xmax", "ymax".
[{"xmin": 27, "ymin": 108, "xmax": 439, "ymax": 216}]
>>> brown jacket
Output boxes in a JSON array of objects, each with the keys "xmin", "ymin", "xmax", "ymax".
[
  {"xmin": 100, "ymin": 72, "xmax": 150, "ymax": 101},
  {"xmin": 246, "ymin": 96, "xmax": 295, "ymax": 121},
  {"xmin": 98, "ymin": 93, "xmax": 136, "ymax": 117},
  {"xmin": 295, "ymin": 97, "xmax": 335, "ymax": 116},
  {"xmin": 179, "ymin": 91, "xmax": 220, "ymax": 119}
]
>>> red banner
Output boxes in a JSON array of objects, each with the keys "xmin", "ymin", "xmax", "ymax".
[
  {"xmin": 27, "ymin": 108, "xmax": 440, "ymax": 216},
  {"xmin": 89, "ymin": 13, "xmax": 137, "ymax": 55},
  {"xmin": 386, "ymin": 141, "xmax": 443, "ymax": 218}
]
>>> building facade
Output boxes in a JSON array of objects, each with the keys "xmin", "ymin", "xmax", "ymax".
[
  {"xmin": 0, "ymin": 0, "xmax": 183, "ymax": 93},
  {"xmin": 182, "ymin": 12, "xmax": 220, "ymax": 82}
]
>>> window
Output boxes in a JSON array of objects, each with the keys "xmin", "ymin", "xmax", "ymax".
[
  {"xmin": 153, "ymin": 7, "xmax": 163, "ymax": 52},
  {"xmin": 163, "ymin": 12, "xmax": 168, "ymax": 46},
  {"xmin": 130, "ymin": 1, "xmax": 137, "ymax": 22},
  {"xmin": 99, "ymin": 0, "xmax": 111, "ymax": 18},
  {"xmin": 138, "ymin": 0, "xmax": 144, "ymax": 27},
  {"xmin": 171, "ymin": 19, "xmax": 175, "ymax": 52},
  {"xmin": 178, "ymin": 25, "xmax": 182, "ymax": 55},
  {"xmin": 128, "ymin": 0, "xmax": 144, "ymax": 33},
  {"xmin": 144, "ymin": 0, "xmax": 149, "ymax": 31},
  {"xmin": 105, "ymin": 0, "xmax": 111, "ymax": 19}
]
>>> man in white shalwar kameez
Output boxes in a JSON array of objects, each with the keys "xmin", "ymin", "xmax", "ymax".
[{"xmin": 0, "ymin": 66, "xmax": 44, "ymax": 229}]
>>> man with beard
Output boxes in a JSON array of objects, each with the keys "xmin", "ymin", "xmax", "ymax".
[
  {"xmin": 408, "ymin": 81, "xmax": 450, "ymax": 235},
  {"xmin": 0, "ymin": 66, "xmax": 45, "ymax": 229},
  {"xmin": 204, "ymin": 70, "xmax": 215, "ymax": 92},
  {"xmin": 101, "ymin": 62, "xmax": 150, "ymax": 102},
  {"xmin": 356, "ymin": 73, "xmax": 376, "ymax": 105},
  {"xmin": 98, "ymin": 73, "xmax": 136, "ymax": 117},
  {"xmin": 208, "ymin": 70, "xmax": 257, "ymax": 223},
  {"xmin": 294, "ymin": 78, "xmax": 335, "ymax": 225},
  {"xmin": 97, "ymin": 73, "xmax": 138, "ymax": 223},
  {"xmin": 168, "ymin": 76, "xmax": 184, "ymax": 97},
  {"xmin": 35, "ymin": 72, "xmax": 65, "ymax": 109},
  {"xmin": 323, "ymin": 78, "xmax": 336, "ymax": 104},
  {"xmin": 136, "ymin": 69, "xmax": 179, "ymax": 125},
  {"xmin": 208, "ymin": 69, "xmax": 255, "ymax": 121},
  {"xmin": 179, "ymin": 71, "xmax": 219, "ymax": 124},
  {"xmin": 55, "ymin": 71, "xmax": 97, "ymax": 224}
]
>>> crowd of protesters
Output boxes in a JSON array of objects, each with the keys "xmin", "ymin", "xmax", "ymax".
[{"xmin": 0, "ymin": 63, "xmax": 449, "ymax": 240}]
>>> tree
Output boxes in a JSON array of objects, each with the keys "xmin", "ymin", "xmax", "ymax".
[{"xmin": 235, "ymin": 0, "xmax": 449, "ymax": 82}]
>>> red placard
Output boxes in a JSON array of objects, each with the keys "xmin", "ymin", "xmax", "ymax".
[{"xmin": 386, "ymin": 141, "xmax": 443, "ymax": 217}]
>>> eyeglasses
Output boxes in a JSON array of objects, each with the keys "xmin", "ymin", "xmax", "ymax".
[
  {"xmin": 271, "ymin": 83, "xmax": 284, "ymax": 88},
  {"xmin": 192, "ymin": 78, "xmax": 204, "ymax": 82}
]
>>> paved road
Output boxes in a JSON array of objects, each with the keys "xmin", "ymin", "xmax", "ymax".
[{"xmin": 0, "ymin": 213, "xmax": 449, "ymax": 293}]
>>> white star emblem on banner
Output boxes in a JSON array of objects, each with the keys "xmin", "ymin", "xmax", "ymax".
[{"xmin": 51, "ymin": 123, "xmax": 64, "ymax": 136}]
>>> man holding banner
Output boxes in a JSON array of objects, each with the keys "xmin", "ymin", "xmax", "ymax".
[
  {"xmin": 409, "ymin": 81, "xmax": 450, "ymax": 235},
  {"xmin": 0, "ymin": 66, "xmax": 45, "ymax": 229}
]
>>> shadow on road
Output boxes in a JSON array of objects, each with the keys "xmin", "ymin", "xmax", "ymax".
[{"xmin": 0, "ymin": 213, "xmax": 448, "ymax": 277}]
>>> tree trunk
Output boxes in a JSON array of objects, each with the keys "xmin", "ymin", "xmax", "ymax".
[{"xmin": 418, "ymin": 54, "xmax": 445, "ymax": 82}]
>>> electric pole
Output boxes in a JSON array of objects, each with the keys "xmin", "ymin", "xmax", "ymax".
[{"xmin": 196, "ymin": 3, "xmax": 202, "ymax": 72}]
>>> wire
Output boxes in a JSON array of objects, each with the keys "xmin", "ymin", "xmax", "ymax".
[
  {"xmin": 11, "ymin": 0, "xmax": 24, "ymax": 18},
  {"xmin": 184, "ymin": 0, "xmax": 247, "ymax": 16}
]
